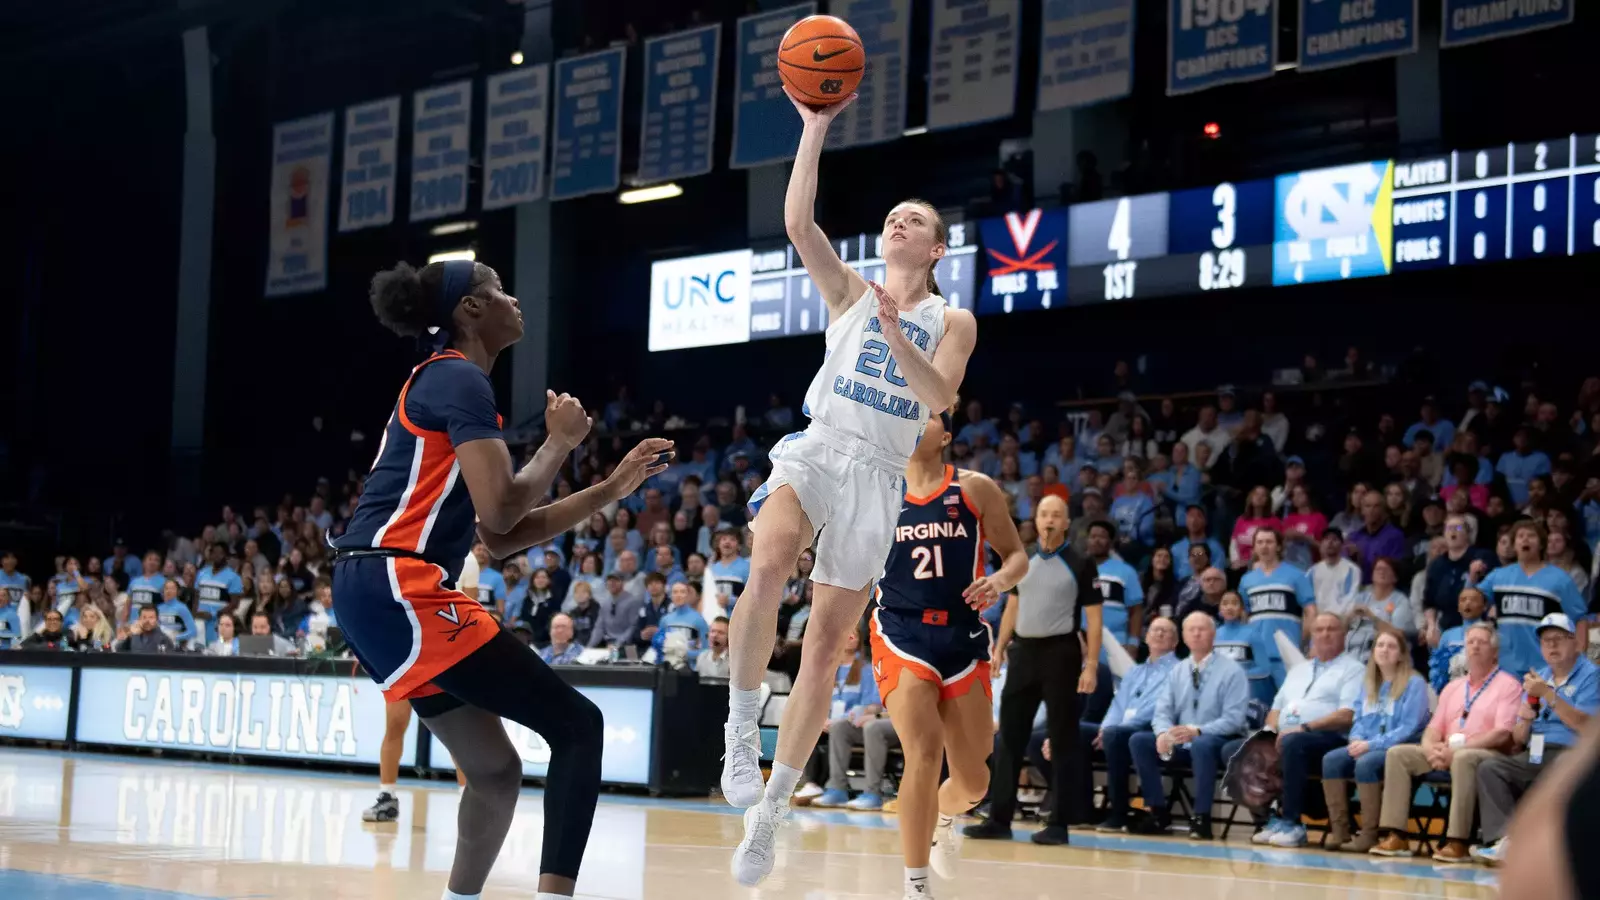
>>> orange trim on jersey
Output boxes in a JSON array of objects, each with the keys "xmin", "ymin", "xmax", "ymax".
[
  {"xmin": 382, "ymin": 557, "xmax": 497, "ymax": 702},
  {"xmin": 904, "ymin": 465, "xmax": 955, "ymax": 506},
  {"xmin": 868, "ymin": 613, "xmax": 940, "ymax": 699},
  {"xmin": 395, "ymin": 351, "xmax": 467, "ymax": 437},
  {"xmin": 382, "ymin": 351, "xmax": 470, "ymax": 553},
  {"xmin": 955, "ymin": 470, "xmax": 983, "ymax": 519}
]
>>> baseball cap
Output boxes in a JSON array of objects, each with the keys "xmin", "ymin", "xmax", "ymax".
[
  {"xmin": 1082, "ymin": 486, "xmax": 1103, "ymax": 497},
  {"xmin": 1467, "ymin": 380, "xmax": 1489, "ymax": 393},
  {"xmin": 605, "ymin": 571, "xmax": 624, "ymax": 581},
  {"xmin": 1285, "ymin": 455, "xmax": 1305, "ymax": 467},
  {"xmin": 1537, "ymin": 613, "xmax": 1576, "ymax": 636}
]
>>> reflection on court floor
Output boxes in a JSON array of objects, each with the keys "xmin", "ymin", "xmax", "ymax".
[{"xmin": 0, "ymin": 748, "xmax": 1497, "ymax": 899}]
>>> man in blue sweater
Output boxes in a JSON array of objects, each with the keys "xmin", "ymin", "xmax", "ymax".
[
  {"xmin": 1496, "ymin": 427, "xmax": 1552, "ymax": 508},
  {"xmin": 1126, "ymin": 611, "xmax": 1251, "ymax": 839},
  {"xmin": 1090, "ymin": 618, "xmax": 1182, "ymax": 832}
]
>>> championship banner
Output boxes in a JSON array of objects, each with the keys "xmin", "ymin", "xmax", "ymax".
[
  {"xmin": 1167, "ymin": 0, "xmax": 1277, "ymax": 95},
  {"xmin": 927, "ymin": 0, "xmax": 1019, "ymax": 131},
  {"xmin": 338, "ymin": 97, "xmax": 399, "ymax": 231},
  {"xmin": 482, "ymin": 65, "xmax": 550, "ymax": 210},
  {"xmin": 1037, "ymin": 0, "xmax": 1137, "ymax": 110},
  {"xmin": 729, "ymin": 3, "xmax": 815, "ymax": 168},
  {"xmin": 409, "ymin": 80, "xmax": 472, "ymax": 222},
  {"xmin": 824, "ymin": 0, "xmax": 911, "ymax": 150},
  {"xmin": 639, "ymin": 24, "xmax": 721, "ymax": 184},
  {"xmin": 1440, "ymin": 0, "xmax": 1573, "ymax": 46},
  {"xmin": 1299, "ymin": 0, "xmax": 1416, "ymax": 70},
  {"xmin": 551, "ymin": 48, "xmax": 627, "ymax": 200},
  {"xmin": 264, "ymin": 111, "xmax": 333, "ymax": 297}
]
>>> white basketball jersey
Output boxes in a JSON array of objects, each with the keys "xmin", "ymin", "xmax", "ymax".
[{"xmin": 801, "ymin": 288, "xmax": 948, "ymax": 460}]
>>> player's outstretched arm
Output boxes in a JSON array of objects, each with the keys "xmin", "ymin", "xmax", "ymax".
[
  {"xmin": 784, "ymin": 94, "xmax": 867, "ymax": 320},
  {"xmin": 458, "ymin": 390, "xmax": 594, "ymax": 534},
  {"xmin": 875, "ymin": 285, "xmax": 973, "ymax": 412},
  {"xmin": 477, "ymin": 438, "xmax": 674, "ymax": 559},
  {"xmin": 959, "ymin": 471, "xmax": 1030, "ymax": 609}
]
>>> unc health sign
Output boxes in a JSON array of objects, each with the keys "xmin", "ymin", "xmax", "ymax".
[
  {"xmin": 338, "ymin": 97, "xmax": 399, "ymax": 231},
  {"xmin": 1037, "ymin": 0, "xmax": 1136, "ymax": 110},
  {"xmin": 551, "ymin": 48, "xmax": 627, "ymax": 200},
  {"xmin": 730, "ymin": 3, "xmax": 815, "ymax": 168},
  {"xmin": 482, "ymin": 66, "xmax": 550, "ymax": 210},
  {"xmin": 927, "ymin": 0, "xmax": 1019, "ymax": 130},
  {"xmin": 427, "ymin": 686, "xmax": 654, "ymax": 785},
  {"xmin": 264, "ymin": 112, "xmax": 333, "ymax": 296},
  {"xmin": 648, "ymin": 249, "xmax": 753, "ymax": 352},
  {"xmin": 0, "ymin": 665, "xmax": 72, "ymax": 741},
  {"xmin": 1298, "ymin": 0, "xmax": 1416, "ymax": 70},
  {"xmin": 1167, "ymin": 0, "xmax": 1277, "ymax": 95},
  {"xmin": 75, "ymin": 668, "xmax": 416, "ymax": 766},
  {"xmin": 410, "ymin": 81, "xmax": 473, "ymax": 222},
  {"xmin": 1440, "ymin": 0, "xmax": 1573, "ymax": 45},
  {"xmin": 640, "ymin": 24, "xmax": 721, "ymax": 183},
  {"xmin": 825, "ymin": 0, "xmax": 911, "ymax": 150}
]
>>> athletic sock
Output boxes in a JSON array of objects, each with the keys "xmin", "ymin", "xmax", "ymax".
[
  {"xmin": 937, "ymin": 814, "xmax": 953, "ymax": 828},
  {"xmin": 906, "ymin": 866, "xmax": 932, "ymax": 894},
  {"xmin": 765, "ymin": 762, "xmax": 802, "ymax": 801},
  {"xmin": 379, "ymin": 783, "xmax": 396, "ymax": 795},
  {"xmin": 728, "ymin": 687, "xmax": 763, "ymax": 726},
  {"xmin": 441, "ymin": 890, "xmax": 480, "ymax": 900},
  {"xmin": 534, "ymin": 894, "xmax": 572, "ymax": 900}
]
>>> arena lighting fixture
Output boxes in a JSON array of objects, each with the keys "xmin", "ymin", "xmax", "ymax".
[
  {"xmin": 1203, "ymin": 121, "xmax": 1221, "ymax": 139},
  {"xmin": 902, "ymin": 126, "xmax": 928, "ymax": 137},
  {"xmin": 511, "ymin": 51, "xmax": 525, "ymax": 65},
  {"xmin": 1275, "ymin": 61, "xmax": 1299, "ymax": 71},
  {"xmin": 618, "ymin": 183, "xmax": 683, "ymax": 204},
  {"xmin": 428, "ymin": 249, "xmax": 476, "ymax": 264},
  {"xmin": 429, "ymin": 220, "xmax": 477, "ymax": 236}
]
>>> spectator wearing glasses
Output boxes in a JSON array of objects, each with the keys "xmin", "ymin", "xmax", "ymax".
[
  {"xmin": 22, "ymin": 610, "xmax": 70, "ymax": 650},
  {"xmin": 1090, "ymin": 618, "xmax": 1181, "ymax": 832},
  {"xmin": 1423, "ymin": 514, "xmax": 1497, "ymax": 643},
  {"xmin": 1170, "ymin": 506, "xmax": 1225, "ymax": 580},
  {"xmin": 1235, "ymin": 612, "xmax": 1365, "ymax": 848},
  {"xmin": 1125, "ymin": 611, "xmax": 1250, "ymax": 839},
  {"xmin": 1472, "ymin": 613, "xmax": 1599, "ymax": 866},
  {"xmin": 1478, "ymin": 519, "xmax": 1587, "ymax": 677},
  {"xmin": 1371, "ymin": 623, "xmax": 1521, "ymax": 861},
  {"xmin": 1321, "ymin": 628, "xmax": 1430, "ymax": 852}
]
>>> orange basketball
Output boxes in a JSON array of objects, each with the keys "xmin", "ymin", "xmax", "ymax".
[{"xmin": 777, "ymin": 15, "xmax": 865, "ymax": 106}]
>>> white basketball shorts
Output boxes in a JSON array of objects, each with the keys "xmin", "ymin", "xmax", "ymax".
[{"xmin": 747, "ymin": 421, "xmax": 908, "ymax": 591}]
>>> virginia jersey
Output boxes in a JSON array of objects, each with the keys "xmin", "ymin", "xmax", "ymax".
[
  {"xmin": 802, "ymin": 289, "xmax": 947, "ymax": 461},
  {"xmin": 875, "ymin": 466, "xmax": 982, "ymax": 627},
  {"xmin": 336, "ymin": 351, "xmax": 504, "ymax": 585}
]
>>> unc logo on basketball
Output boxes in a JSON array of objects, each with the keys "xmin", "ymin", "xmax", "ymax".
[{"xmin": 819, "ymin": 78, "xmax": 843, "ymax": 94}]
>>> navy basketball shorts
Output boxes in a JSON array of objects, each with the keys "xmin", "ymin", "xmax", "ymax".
[{"xmin": 868, "ymin": 605, "xmax": 992, "ymax": 702}]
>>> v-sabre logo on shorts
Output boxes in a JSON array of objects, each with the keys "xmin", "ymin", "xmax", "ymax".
[{"xmin": 648, "ymin": 249, "xmax": 753, "ymax": 351}]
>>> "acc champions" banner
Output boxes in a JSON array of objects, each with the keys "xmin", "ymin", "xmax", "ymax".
[
  {"xmin": 265, "ymin": 111, "xmax": 333, "ymax": 296},
  {"xmin": 1298, "ymin": 0, "xmax": 1416, "ymax": 70},
  {"xmin": 639, "ymin": 24, "xmax": 721, "ymax": 184},
  {"xmin": 551, "ymin": 48, "xmax": 627, "ymax": 200},
  {"xmin": 409, "ymin": 81, "xmax": 473, "ymax": 222},
  {"xmin": 1037, "ymin": 0, "xmax": 1136, "ymax": 110},
  {"xmin": 927, "ymin": 0, "xmax": 1019, "ymax": 130},
  {"xmin": 482, "ymin": 66, "xmax": 551, "ymax": 210},
  {"xmin": 824, "ymin": 0, "xmax": 911, "ymax": 150},
  {"xmin": 1440, "ymin": 0, "xmax": 1573, "ymax": 46},
  {"xmin": 338, "ymin": 97, "xmax": 399, "ymax": 231},
  {"xmin": 1167, "ymin": 0, "xmax": 1278, "ymax": 95},
  {"xmin": 729, "ymin": 3, "xmax": 815, "ymax": 168}
]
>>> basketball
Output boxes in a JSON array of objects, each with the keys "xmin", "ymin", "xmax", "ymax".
[{"xmin": 777, "ymin": 15, "xmax": 865, "ymax": 106}]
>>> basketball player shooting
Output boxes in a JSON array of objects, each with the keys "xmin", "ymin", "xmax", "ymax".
[{"xmin": 719, "ymin": 70, "xmax": 979, "ymax": 888}]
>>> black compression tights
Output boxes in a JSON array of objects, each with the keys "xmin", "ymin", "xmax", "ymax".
[{"xmin": 412, "ymin": 629, "xmax": 604, "ymax": 892}]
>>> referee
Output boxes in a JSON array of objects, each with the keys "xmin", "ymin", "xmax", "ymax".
[{"xmin": 965, "ymin": 494, "xmax": 1102, "ymax": 845}]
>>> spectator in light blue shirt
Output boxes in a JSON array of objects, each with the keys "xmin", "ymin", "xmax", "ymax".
[
  {"xmin": 1171, "ymin": 506, "xmax": 1227, "ymax": 579},
  {"xmin": 1126, "ymin": 612, "xmax": 1251, "ymax": 837},
  {"xmin": 1319, "ymin": 628, "xmax": 1431, "ymax": 851},
  {"xmin": 127, "ymin": 552, "xmax": 166, "ymax": 614},
  {"xmin": 156, "ymin": 580, "xmax": 198, "ymax": 646},
  {"xmin": 1496, "ymin": 427, "xmax": 1552, "ymax": 508},
  {"xmin": 1403, "ymin": 398, "xmax": 1455, "ymax": 451},
  {"xmin": 1478, "ymin": 520, "xmax": 1588, "ymax": 677},
  {"xmin": 0, "ymin": 589, "xmax": 20, "ymax": 649},
  {"xmin": 1089, "ymin": 618, "xmax": 1181, "ymax": 830},
  {"xmin": 955, "ymin": 399, "xmax": 998, "ymax": 449},
  {"xmin": 472, "ymin": 542, "xmax": 508, "ymax": 612},
  {"xmin": 1156, "ymin": 441, "xmax": 1203, "ymax": 517},
  {"xmin": 105, "ymin": 540, "xmax": 142, "ymax": 579},
  {"xmin": 0, "ymin": 552, "xmax": 31, "ymax": 614},
  {"xmin": 540, "ymin": 613, "xmax": 586, "ymax": 666},
  {"xmin": 195, "ymin": 543, "xmax": 243, "ymax": 645},
  {"xmin": 654, "ymin": 582, "xmax": 710, "ymax": 653}
]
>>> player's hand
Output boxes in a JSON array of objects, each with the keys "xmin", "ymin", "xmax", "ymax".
[
  {"xmin": 1077, "ymin": 664, "xmax": 1097, "ymax": 696},
  {"xmin": 787, "ymin": 91, "xmax": 856, "ymax": 127},
  {"xmin": 962, "ymin": 576, "xmax": 1002, "ymax": 610},
  {"xmin": 869, "ymin": 281, "xmax": 900, "ymax": 331},
  {"xmin": 545, "ymin": 391, "xmax": 592, "ymax": 450},
  {"xmin": 603, "ymin": 438, "xmax": 676, "ymax": 502},
  {"xmin": 991, "ymin": 641, "xmax": 1008, "ymax": 671}
]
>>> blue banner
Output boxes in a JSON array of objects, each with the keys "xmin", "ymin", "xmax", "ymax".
[
  {"xmin": 639, "ymin": 24, "xmax": 721, "ymax": 184},
  {"xmin": 409, "ymin": 81, "xmax": 472, "ymax": 222},
  {"xmin": 551, "ymin": 48, "xmax": 626, "ymax": 200},
  {"xmin": 338, "ymin": 97, "xmax": 399, "ymax": 231},
  {"xmin": 0, "ymin": 665, "xmax": 72, "ymax": 741},
  {"xmin": 1037, "ymin": 0, "xmax": 1136, "ymax": 110},
  {"xmin": 1167, "ymin": 0, "xmax": 1277, "ymax": 95},
  {"xmin": 1440, "ymin": 0, "xmax": 1573, "ymax": 46},
  {"xmin": 825, "ymin": 0, "xmax": 911, "ymax": 150},
  {"xmin": 1299, "ymin": 0, "xmax": 1416, "ymax": 70},
  {"xmin": 927, "ymin": 0, "xmax": 1020, "ymax": 130},
  {"xmin": 730, "ymin": 3, "xmax": 815, "ymax": 169},
  {"xmin": 428, "ymin": 686, "xmax": 655, "ymax": 785},
  {"xmin": 75, "ymin": 668, "xmax": 416, "ymax": 766},
  {"xmin": 482, "ymin": 65, "xmax": 550, "ymax": 210},
  {"xmin": 264, "ymin": 112, "xmax": 334, "ymax": 296}
]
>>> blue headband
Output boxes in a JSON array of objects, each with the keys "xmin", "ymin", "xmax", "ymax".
[{"xmin": 426, "ymin": 259, "xmax": 477, "ymax": 352}]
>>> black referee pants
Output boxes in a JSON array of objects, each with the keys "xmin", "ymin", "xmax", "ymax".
[{"xmin": 990, "ymin": 633, "xmax": 1083, "ymax": 828}]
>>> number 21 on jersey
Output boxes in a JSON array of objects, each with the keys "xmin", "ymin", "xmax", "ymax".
[{"xmin": 911, "ymin": 545, "xmax": 944, "ymax": 579}]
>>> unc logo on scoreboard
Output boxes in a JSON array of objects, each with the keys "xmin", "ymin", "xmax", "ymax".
[
  {"xmin": 1272, "ymin": 161, "xmax": 1395, "ymax": 285},
  {"xmin": 648, "ymin": 249, "xmax": 753, "ymax": 352}
]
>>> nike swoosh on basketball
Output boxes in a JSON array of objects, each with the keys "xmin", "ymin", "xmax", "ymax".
[{"xmin": 812, "ymin": 46, "xmax": 852, "ymax": 62}]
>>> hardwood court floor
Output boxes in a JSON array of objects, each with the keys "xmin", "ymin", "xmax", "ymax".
[{"xmin": 0, "ymin": 748, "xmax": 1497, "ymax": 899}]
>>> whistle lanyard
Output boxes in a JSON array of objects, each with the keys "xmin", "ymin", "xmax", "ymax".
[{"xmin": 1459, "ymin": 667, "xmax": 1501, "ymax": 728}]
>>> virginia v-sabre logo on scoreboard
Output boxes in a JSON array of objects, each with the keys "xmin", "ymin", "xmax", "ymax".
[{"xmin": 648, "ymin": 250, "xmax": 753, "ymax": 351}]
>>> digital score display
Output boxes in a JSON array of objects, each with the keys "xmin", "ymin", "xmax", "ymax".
[
  {"xmin": 1272, "ymin": 161, "xmax": 1394, "ymax": 285},
  {"xmin": 978, "ymin": 209, "xmax": 1068, "ymax": 315}
]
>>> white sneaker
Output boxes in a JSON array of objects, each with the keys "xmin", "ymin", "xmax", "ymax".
[
  {"xmin": 721, "ymin": 721, "xmax": 765, "ymax": 808},
  {"xmin": 930, "ymin": 817, "xmax": 962, "ymax": 880},
  {"xmin": 730, "ymin": 797, "xmax": 788, "ymax": 886},
  {"xmin": 793, "ymin": 782, "xmax": 825, "ymax": 801}
]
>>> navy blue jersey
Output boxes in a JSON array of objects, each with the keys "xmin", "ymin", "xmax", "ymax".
[
  {"xmin": 875, "ymin": 466, "xmax": 983, "ymax": 626},
  {"xmin": 336, "ymin": 351, "xmax": 503, "ymax": 584}
]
